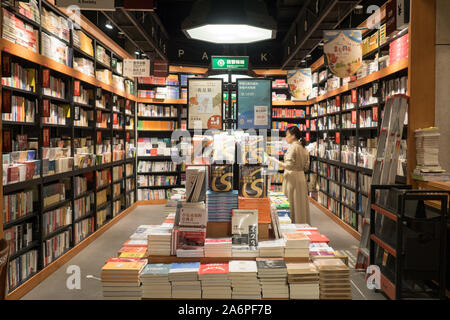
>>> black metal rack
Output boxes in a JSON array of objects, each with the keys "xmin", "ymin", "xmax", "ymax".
[{"xmin": 369, "ymin": 184, "xmax": 448, "ymax": 300}]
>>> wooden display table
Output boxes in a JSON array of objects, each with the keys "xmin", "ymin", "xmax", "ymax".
[{"xmin": 147, "ymin": 255, "xmax": 309, "ymax": 264}]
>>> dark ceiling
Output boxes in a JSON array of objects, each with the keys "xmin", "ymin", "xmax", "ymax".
[{"xmin": 83, "ymin": 0, "xmax": 387, "ymax": 69}]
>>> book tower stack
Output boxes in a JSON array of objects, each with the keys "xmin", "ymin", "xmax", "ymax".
[
  {"xmin": 101, "ymin": 260, "xmax": 147, "ymax": 300},
  {"xmin": 283, "ymin": 232, "xmax": 310, "ymax": 258},
  {"xmin": 286, "ymin": 263, "xmax": 320, "ymax": 300},
  {"xmin": 198, "ymin": 263, "xmax": 232, "ymax": 299},
  {"xmin": 229, "ymin": 260, "xmax": 261, "ymax": 299},
  {"xmin": 206, "ymin": 190, "xmax": 238, "ymax": 222},
  {"xmin": 314, "ymin": 259, "xmax": 352, "ymax": 300},
  {"xmin": 169, "ymin": 262, "xmax": 202, "ymax": 299},
  {"xmin": 148, "ymin": 226, "xmax": 172, "ymax": 256},
  {"xmin": 256, "ymin": 259, "xmax": 289, "ymax": 299},
  {"xmin": 140, "ymin": 263, "xmax": 172, "ymax": 299},
  {"xmin": 204, "ymin": 238, "xmax": 232, "ymax": 257},
  {"xmin": 258, "ymin": 239, "xmax": 286, "ymax": 257}
]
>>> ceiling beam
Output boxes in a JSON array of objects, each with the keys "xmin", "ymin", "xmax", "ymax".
[
  {"xmin": 119, "ymin": 8, "xmax": 167, "ymax": 60},
  {"xmin": 282, "ymin": 0, "xmax": 313, "ymax": 44}
]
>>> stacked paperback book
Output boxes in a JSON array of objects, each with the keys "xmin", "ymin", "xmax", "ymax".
[
  {"xmin": 204, "ymin": 238, "xmax": 232, "ymax": 257},
  {"xmin": 140, "ymin": 263, "xmax": 172, "ymax": 299},
  {"xmin": 229, "ymin": 260, "xmax": 261, "ymax": 299},
  {"xmin": 238, "ymin": 197, "xmax": 271, "ymax": 224},
  {"xmin": 148, "ymin": 226, "xmax": 172, "ymax": 256},
  {"xmin": 283, "ymin": 232, "xmax": 310, "ymax": 258},
  {"xmin": 101, "ymin": 260, "xmax": 147, "ymax": 300},
  {"xmin": 256, "ymin": 259, "xmax": 289, "ymax": 299},
  {"xmin": 206, "ymin": 190, "xmax": 238, "ymax": 222},
  {"xmin": 169, "ymin": 262, "xmax": 202, "ymax": 299},
  {"xmin": 286, "ymin": 263, "xmax": 320, "ymax": 299},
  {"xmin": 314, "ymin": 259, "xmax": 351, "ymax": 300},
  {"xmin": 199, "ymin": 263, "xmax": 232, "ymax": 299},
  {"xmin": 258, "ymin": 239, "xmax": 286, "ymax": 258},
  {"xmin": 175, "ymin": 201, "xmax": 207, "ymax": 258}
]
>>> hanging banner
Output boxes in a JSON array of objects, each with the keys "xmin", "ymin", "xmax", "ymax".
[
  {"xmin": 187, "ymin": 79, "xmax": 223, "ymax": 130},
  {"xmin": 56, "ymin": 0, "xmax": 115, "ymax": 10},
  {"xmin": 287, "ymin": 68, "xmax": 312, "ymax": 101},
  {"xmin": 323, "ymin": 30, "xmax": 362, "ymax": 78},
  {"xmin": 123, "ymin": 59, "xmax": 151, "ymax": 77},
  {"xmin": 237, "ymin": 79, "xmax": 272, "ymax": 130}
]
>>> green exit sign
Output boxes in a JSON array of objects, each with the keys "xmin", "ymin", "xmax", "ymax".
[{"xmin": 212, "ymin": 56, "xmax": 249, "ymax": 70}]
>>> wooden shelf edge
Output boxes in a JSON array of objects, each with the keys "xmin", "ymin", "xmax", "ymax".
[
  {"xmin": 6, "ymin": 202, "xmax": 138, "ymax": 300},
  {"xmin": 309, "ymin": 197, "xmax": 361, "ymax": 241},
  {"xmin": 371, "ymin": 204, "xmax": 398, "ymax": 222},
  {"xmin": 0, "ymin": 39, "xmax": 137, "ymax": 101},
  {"xmin": 138, "ymin": 98, "xmax": 187, "ymax": 104},
  {"xmin": 137, "ymin": 200, "xmax": 168, "ymax": 205}
]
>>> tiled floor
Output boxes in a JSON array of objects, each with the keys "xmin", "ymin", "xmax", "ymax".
[{"xmin": 21, "ymin": 202, "xmax": 386, "ymax": 300}]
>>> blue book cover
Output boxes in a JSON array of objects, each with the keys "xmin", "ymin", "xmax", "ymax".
[
  {"xmin": 27, "ymin": 150, "xmax": 36, "ymax": 161},
  {"xmin": 169, "ymin": 262, "xmax": 201, "ymax": 273},
  {"xmin": 237, "ymin": 79, "xmax": 271, "ymax": 129},
  {"xmin": 141, "ymin": 263, "xmax": 172, "ymax": 275}
]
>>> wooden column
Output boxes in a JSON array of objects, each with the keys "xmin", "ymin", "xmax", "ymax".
[{"xmin": 407, "ymin": 0, "xmax": 437, "ymax": 185}]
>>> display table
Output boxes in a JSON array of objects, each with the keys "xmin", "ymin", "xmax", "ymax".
[
  {"xmin": 206, "ymin": 222, "xmax": 270, "ymax": 240},
  {"xmin": 147, "ymin": 255, "xmax": 309, "ymax": 264}
]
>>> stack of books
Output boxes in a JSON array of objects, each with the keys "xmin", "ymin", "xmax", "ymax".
[
  {"xmin": 101, "ymin": 260, "xmax": 147, "ymax": 300},
  {"xmin": 314, "ymin": 259, "xmax": 351, "ymax": 300},
  {"xmin": 129, "ymin": 225, "xmax": 156, "ymax": 241},
  {"xmin": 140, "ymin": 263, "xmax": 172, "ymax": 299},
  {"xmin": 117, "ymin": 246, "xmax": 148, "ymax": 259},
  {"xmin": 238, "ymin": 197, "xmax": 272, "ymax": 224},
  {"xmin": 148, "ymin": 226, "xmax": 172, "ymax": 256},
  {"xmin": 309, "ymin": 243, "xmax": 336, "ymax": 259},
  {"xmin": 169, "ymin": 262, "xmax": 202, "ymax": 299},
  {"xmin": 204, "ymin": 238, "xmax": 232, "ymax": 257},
  {"xmin": 175, "ymin": 201, "xmax": 207, "ymax": 258},
  {"xmin": 286, "ymin": 263, "xmax": 320, "ymax": 299},
  {"xmin": 256, "ymin": 259, "xmax": 289, "ymax": 299},
  {"xmin": 283, "ymin": 233, "xmax": 310, "ymax": 258},
  {"xmin": 206, "ymin": 190, "xmax": 238, "ymax": 222},
  {"xmin": 229, "ymin": 260, "xmax": 261, "ymax": 299},
  {"xmin": 258, "ymin": 239, "xmax": 286, "ymax": 257},
  {"xmin": 231, "ymin": 245, "xmax": 259, "ymax": 257},
  {"xmin": 198, "ymin": 263, "xmax": 232, "ymax": 299}
]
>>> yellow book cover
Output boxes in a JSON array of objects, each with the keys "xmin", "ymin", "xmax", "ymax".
[
  {"xmin": 119, "ymin": 252, "xmax": 147, "ymax": 258},
  {"xmin": 27, "ymin": 68, "xmax": 36, "ymax": 92},
  {"xmin": 101, "ymin": 261, "xmax": 147, "ymax": 273}
]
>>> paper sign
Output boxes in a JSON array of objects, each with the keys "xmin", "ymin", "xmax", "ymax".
[
  {"xmin": 56, "ymin": 0, "xmax": 115, "ymax": 10},
  {"xmin": 324, "ymin": 30, "xmax": 362, "ymax": 78},
  {"xmin": 123, "ymin": 59, "xmax": 150, "ymax": 77}
]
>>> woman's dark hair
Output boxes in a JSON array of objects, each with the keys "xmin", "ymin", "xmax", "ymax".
[{"xmin": 286, "ymin": 126, "xmax": 307, "ymax": 147}]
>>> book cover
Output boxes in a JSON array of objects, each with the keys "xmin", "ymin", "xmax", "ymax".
[
  {"xmin": 2, "ymin": 54, "xmax": 11, "ymax": 77},
  {"xmin": 229, "ymin": 260, "xmax": 257, "ymax": 273},
  {"xmin": 198, "ymin": 263, "xmax": 229, "ymax": 275},
  {"xmin": 141, "ymin": 263, "xmax": 172, "ymax": 275},
  {"xmin": 231, "ymin": 209, "xmax": 258, "ymax": 248},
  {"xmin": 17, "ymin": 134, "xmax": 28, "ymax": 151},
  {"xmin": 210, "ymin": 165, "xmax": 233, "ymax": 192},
  {"xmin": 42, "ymin": 69, "xmax": 50, "ymax": 88},
  {"xmin": 2, "ymin": 89, "xmax": 11, "ymax": 113},
  {"xmin": 177, "ymin": 227, "xmax": 206, "ymax": 250},
  {"xmin": 43, "ymin": 99, "xmax": 50, "ymax": 117},
  {"xmin": 97, "ymin": 131, "xmax": 102, "ymax": 145},
  {"xmin": 74, "ymin": 80, "xmax": 80, "ymax": 96},
  {"xmin": 97, "ymin": 110, "xmax": 102, "ymax": 123},
  {"xmin": 169, "ymin": 262, "xmax": 201, "ymax": 273},
  {"xmin": 239, "ymin": 166, "xmax": 266, "ymax": 198},
  {"xmin": 43, "ymin": 128, "xmax": 50, "ymax": 147},
  {"xmin": 105, "ymin": 257, "xmax": 146, "ymax": 263},
  {"xmin": 101, "ymin": 261, "xmax": 147, "ymax": 273},
  {"xmin": 3, "ymin": 130, "xmax": 11, "ymax": 153},
  {"xmin": 117, "ymin": 246, "xmax": 147, "ymax": 254},
  {"xmin": 256, "ymin": 259, "xmax": 287, "ymax": 269}
]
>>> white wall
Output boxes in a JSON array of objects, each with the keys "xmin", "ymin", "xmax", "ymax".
[{"xmin": 436, "ymin": 0, "xmax": 450, "ymax": 171}]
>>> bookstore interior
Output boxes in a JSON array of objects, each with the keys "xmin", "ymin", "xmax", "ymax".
[{"xmin": 0, "ymin": 0, "xmax": 448, "ymax": 304}]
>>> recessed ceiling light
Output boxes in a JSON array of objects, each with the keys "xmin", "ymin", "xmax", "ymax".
[
  {"xmin": 105, "ymin": 22, "xmax": 113, "ymax": 29},
  {"xmin": 306, "ymin": 54, "xmax": 311, "ymax": 58},
  {"xmin": 135, "ymin": 51, "xmax": 140, "ymax": 55},
  {"xmin": 301, "ymin": 60, "xmax": 306, "ymax": 63},
  {"xmin": 185, "ymin": 24, "xmax": 274, "ymax": 44}
]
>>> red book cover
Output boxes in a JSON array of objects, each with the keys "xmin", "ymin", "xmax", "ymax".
[
  {"xmin": 372, "ymin": 106, "xmax": 379, "ymax": 122},
  {"xmin": 150, "ymin": 148, "xmax": 157, "ymax": 156},
  {"xmin": 2, "ymin": 89, "xmax": 11, "ymax": 113},
  {"xmin": 7, "ymin": 166, "xmax": 19, "ymax": 183},
  {"xmin": 126, "ymin": 100, "xmax": 130, "ymax": 110},
  {"xmin": 43, "ymin": 128, "xmax": 50, "ymax": 147},
  {"xmin": 3, "ymin": 130, "xmax": 11, "ymax": 153},
  {"xmin": 336, "ymin": 132, "xmax": 340, "ymax": 144},
  {"xmin": 123, "ymin": 240, "xmax": 147, "ymax": 247},
  {"xmin": 351, "ymin": 110, "xmax": 357, "ymax": 124},
  {"xmin": 97, "ymin": 131, "xmax": 102, "ymax": 145},
  {"xmin": 306, "ymin": 232, "xmax": 330, "ymax": 243},
  {"xmin": 126, "ymin": 131, "xmax": 130, "ymax": 143},
  {"xmin": 205, "ymin": 238, "xmax": 232, "ymax": 245},
  {"xmin": 74, "ymin": 80, "xmax": 80, "ymax": 96},
  {"xmin": 306, "ymin": 106, "xmax": 309, "ymax": 115},
  {"xmin": 43, "ymin": 99, "xmax": 50, "ymax": 117},
  {"xmin": 198, "ymin": 263, "xmax": 229, "ymax": 275},
  {"xmin": 117, "ymin": 246, "xmax": 147, "ymax": 254},
  {"xmin": 351, "ymin": 89, "xmax": 357, "ymax": 103},
  {"xmin": 306, "ymin": 132, "xmax": 309, "ymax": 142},
  {"xmin": 97, "ymin": 110, "xmax": 102, "ymax": 123},
  {"xmin": 113, "ymin": 113, "xmax": 118, "ymax": 125},
  {"xmin": 336, "ymin": 95, "xmax": 341, "ymax": 107},
  {"xmin": 306, "ymin": 119, "xmax": 310, "ymax": 129},
  {"xmin": 177, "ymin": 227, "xmax": 206, "ymax": 249},
  {"xmin": 42, "ymin": 69, "xmax": 50, "ymax": 88}
]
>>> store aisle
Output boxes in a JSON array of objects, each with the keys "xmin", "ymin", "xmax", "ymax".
[{"xmin": 21, "ymin": 203, "xmax": 385, "ymax": 300}]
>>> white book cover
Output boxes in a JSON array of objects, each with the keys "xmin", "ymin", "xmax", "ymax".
[{"xmin": 229, "ymin": 260, "xmax": 257, "ymax": 273}]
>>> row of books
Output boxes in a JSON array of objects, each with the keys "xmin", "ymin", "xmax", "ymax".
[
  {"xmin": 137, "ymin": 161, "xmax": 176, "ymax": 173},
  {"xmin": 2, "ymin": 8, "xmax": 39, "ymax": 53},
  {"xmin": 3, "ymin": 222, "xmax": 33, "ymax": 256},
  {"xmin": 41, "ymin": 103, "xmax": 69, "ymax": 125},
  {"xmin": 42, "ymin": 229, "xmax": 71, "ymax": 267},
  {"xmin": 73, "ymin": 57, "xmax": 94, "ymax": 78},
  {"xmin": 7, "ymin": 250, "xmax": 37, "ymax": 292},
  {"xmin": 137, "ymin": 120, "xmax": 178, "ymax": 131},
  {"xmin": 272, "ymin": 108, "xmax": 305, "ymax": 119},
  {"xmin": 137, "ymin": 175, "xmax": 177, "ymax": 187},
  {"xmin": 41, "ymin": 31, "xmax": 69, "ymax": 66},
  {"xmin": 3, "ymin": 190, "xmax": 34, "ymax": 224},
  {"xmin": 137, "ymin": 189, "xmax": 171, "ymax": 201},
  {"xmin": 138, "ymin": 104, "xmax": 178, "ymax": 117},
  {"xmin": 272, "ymin": 122, "xmax": 307, "ymax": 131},
  {"xmin": 2, "ymin": 95, "xmax": 36, "ymax": 123},
  {"xmin": 74, "ymin": 216, "xmax": 94, "ymax": 245},
  {"xmin": 43, "ymin": 182, "xmax": 67, "ymax": 209},
  {"xmin": 73, "ymin": 29, "xmax": 93, "ymax": 57},
  {"xmin": 41, "ymin": 7, "xmax": 70, "ymax": 43},
  {"xmin": 1, "ymin": 62, "xmax": 36, "ymax": 92},
  {"xmin": 96, "ymin": 44, "xmax": 111, "ymax": 68},
  {"xmin": 42, "ymin": 206, "xmax": 72, "ymax": 237}
]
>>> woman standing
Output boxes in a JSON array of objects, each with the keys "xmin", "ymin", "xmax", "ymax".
[{"xmin": 270, "ymin": 126, "xmax": 310, "ymax": 224}]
